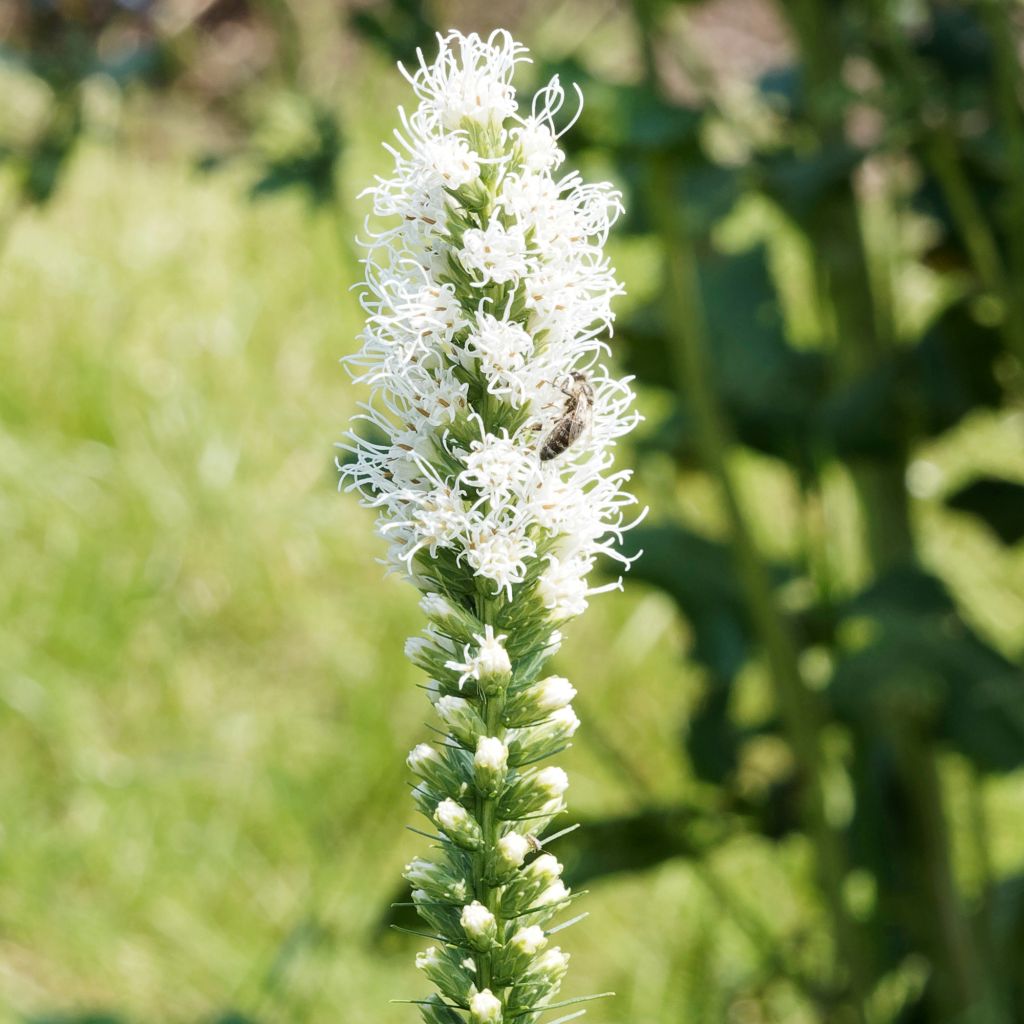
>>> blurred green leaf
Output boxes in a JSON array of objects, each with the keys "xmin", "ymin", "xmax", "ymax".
[
  {"xmin": 556, "ymin": 806, "xmax": 727, "ymax": 884},
  {"xmin": 621, "ymin": 246, "xmax": 824, "ymax": 466},
  {"xmin": 612, "ymin": 155, "xmax": 742, "ymax": 237},
  {"xmin": 250, "ymin": 108, "xmax": 344, "ymax": 207},
  {"xmin": 684, "ymin": 682, "xmax": 739, "ymax": 784},
  {"xmin": 756, "ymin": 142, "xmax": 863, "ymax": 223},
  {"xmin": 819, "ymin": 299, "xmax": 1002, "ymax": 457},
  {"xmin": 697, "ymin": 246, "xmax": 823, "ymax": 459},
  {"xmin": 540, "ymin": 59, "xmax": 701, "ymax": 156},
  {"xmin": 628, "ymin": 523, "xmax": 796, "ymax": 783},
  {"xmin": 945, "ymin": 476, "xmax": 1024, "ymax": 545},
  {"xmin": 831, "ymin": 566, "xmax": 1024, "ymax": 772},
  {"xmin": 629, "ymin": 524, "xmax": 760, "ymax": 681},
  {"xmin": 350, "ymin": 0, "xmax": 438, "ymax": 67},
  {"xmin": 911, "ymin": 301, "xmax": 1004, "ymax": 430},
  {"xmin": 991, "ymin": 874, "xmax": 1024, "ymax": 1018},
  {"xmin": 914, "ymin": 5, "xmax": 992, "ymax": 82}
]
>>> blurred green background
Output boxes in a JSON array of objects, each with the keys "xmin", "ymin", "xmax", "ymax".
[{"xmin": 1, "ymin": 2, "xmax": 1023, "ymax": 1023}]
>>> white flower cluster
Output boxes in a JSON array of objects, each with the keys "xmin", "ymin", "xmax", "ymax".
[
  {"xmin": 341, "ymin": 28, "xmax": 641, "ymax": 619},
  {"xmin": 340, "ymin": 29, "xmax": 640, "ymax": 1024}
]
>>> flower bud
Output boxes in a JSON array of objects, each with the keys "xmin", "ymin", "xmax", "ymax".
[
  {"xmin": 407, "ymin": 743, "xmax": 462, "ymax": 794},
  {"xmin": 434, "ymin": 798, "xmax": 483, "ymax": 850},
  {"xmin": 477, "ymin": 631, "xmax": 512, "ymax": 678},
  {"xmin": 530, "ymin": 947, "xmax": 570, "ymax": 984},
  {"xmin": 420, "ymin": 993, "xmax": 469, "ymax": 1024},
  {"xmin": 505, "ymin": 878, "xmax": 570, "ymax": 927},
  {"xmin": 419, "ymin": 592, "xmax": 457, "ymax": 620},
  {"xmin": 528, "ymin": 853, "xmax": 562, "ymax": 883},
  {"xmin": 420, "ymin": 592, "xmax": 485, "ymax": 641},
  {"xmin": 460, "ymin": 900, "xmax": 498, "ymax": 950},
  {"xmin": 500, "ymin": 854, "xmax": 564, "ymax": 916},
  {"xmin": 412, "ymin": 888, "xmax": 462, "ymax": 937},
  {"xmin": 446, "ymin": 626, "xmax": 512, "ymax": 695},
  {"xmin": 535, "ymin": 767, "xmax": 569, "ymax": 797},
  {"xmin": 406, "ymin": 631, "xmax": 457, "ymax": 677},
  {"xmin": 505, "ymin": 947, "xmax": 572, "ymax": 1014},
  {"xmin": 469, "ymin": 988, "xmax": 503, "ymax": 1024},
  {"xmin": 408, "ymin": 743, "xmax": 441, "ymax": 774},
  {"xmin": 494, "ymin": 924, "xmax": 548, "ymax": 981},
  {"xmin": 504, "ymin": 675, "xmax": 577, "ymax": 726},
  {"xmin": 510, "ymin": 925, "xmax": 547, "ymax": 956},
  {"xmin": 474, "ymin": 736, "xmax": 509, "ymax": 796},
  {"xmin": 416, "ymin": 945, "xmax": 476, "ymax": 1004},
  {"xmin": 498, "ymin": 766, "xmax": 569, "ymax": 819},
  {"xmin": 435, "ymin": 695, "xmax": 487, "ymax": 748},
  {"xmin": 506, "ymin": 707, "xmax": 580, "ymax": 765},
  {"xmin": 404, "ymin": 857, "xmax": 469, "ymax": 903},
  {"xmin": 494, "ymin": 832, "xmax": 529, "ymax": 876},
  {"xmin": 538, "ymin": 879, "xmax": 570, "ymax": 908}
]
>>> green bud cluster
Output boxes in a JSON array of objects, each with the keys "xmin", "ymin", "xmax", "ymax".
[{"xmin": 400, "ymin": 589, "xmax": 583, "ymax": 1023}]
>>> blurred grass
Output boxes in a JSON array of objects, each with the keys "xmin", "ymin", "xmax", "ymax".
[{"xmin": 1, "ymin": 90, "xmax": 1023, "ymax": 1024}]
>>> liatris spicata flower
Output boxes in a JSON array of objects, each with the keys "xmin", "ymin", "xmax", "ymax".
[{"xmin": 340, "ymin": 28, "xmax": 641, "ymax": 1023}]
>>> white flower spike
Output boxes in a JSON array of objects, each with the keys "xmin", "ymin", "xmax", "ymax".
[{"xmin": 339, "ymin": 27, "xmax": 639, "ymax": 1022}]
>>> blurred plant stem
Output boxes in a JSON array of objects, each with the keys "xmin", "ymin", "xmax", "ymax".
[
  {"xmin": 812, "ymin": 190, "xmax": 915, "ymax": 573},
  {"xmin": 781, "ymin": 3, "xmax": 1009, "ymax": 1019},
  {"xmin": 645, "ymin": 154, "xmax": 869, "ymax": 1024},
  {"xmin": 982, "ymin": 0, "xmax": 1024, "ymax": 314},
  {"xmin": 889, "ymin": 729, "xmax": 994, "ymax": 1023},
  {"xmin": 865, "ymin": 0, "xmax": 1024, "ymax": 365}
]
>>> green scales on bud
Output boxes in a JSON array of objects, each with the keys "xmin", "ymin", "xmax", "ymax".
[
  {"xmin": 503, "ymin": 675, "xmax": 577, "ymax": 727},
  {"xmin": 433, "ymin": 798, "xmax": 483, "ymax": 850},
  {"xmin": 500, "ymin": 853, "xmax": 565, "ymax": 917},
  {"xmin": 505, "ymin": 706, "xmax": 581, "ymax": 766},
  {"xmin": 494, "ymin": 925, "xmax": 549, "ymax": 982},
  {"xmin": 420, "ymin": 592, "xmax": 483, "ymax": 639},
  {"xmin": 403, "ymin": 857, "xmax": 469, "ymax": 904},
  {"xmin": 418, "ymin": 994, "xmax": 466, "ymax": 1024},
  {"xmin": 434, "ymin": 695, "xmax": 487, "ymax": 748},
  {"xmin": 407, "ymin": 743, "xmax": 463, "ymax": 796},
  {"xmin": 498, "ymin": 766, "xmax": 569, "ymax": 820},
  {"xmin": 506, "ymin": 948, "xmax": 572, "ymax": 1017},
  {"xmin": 416, "ymin": 946, "xmax": 476, "ymax": 1005},
  {"xmin": 405, "ymin": 634, "xmax": 459, "ymax": 680}
]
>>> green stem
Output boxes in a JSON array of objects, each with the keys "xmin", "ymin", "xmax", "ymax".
[
  {"xmin": 477, "ymin": 671, "xmax": 507, "ymax": 997},
  {"xmin": 812, "ymin": 169, "xmax": 915, "ymax": 575},
  {"xmin": 891, "ymin": 729, "xmax": 989, "ymax": 1019},
  {"xmin": 925, "ymin": 126, "xmax": 1015, "ymax": 306},
  {"xmin": 867, "ymin": 0, "xmax": 1024, "ymax": 364},
  {"xmin": 981, "ymin": 0, "xmax": 1024, "ymax": 303},
  {"xmin": 646, "ymin": 156, "xmax": 868, "ymax": 1024}
]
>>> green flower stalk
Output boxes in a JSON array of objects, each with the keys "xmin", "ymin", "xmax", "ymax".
[{"xmin": 340, "ymin": 28, "xmax": 641, "ymax": 1023}]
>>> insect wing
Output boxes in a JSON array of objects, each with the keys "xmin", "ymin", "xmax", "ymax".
[{"xmin": 562, "ymin": 393, "xmax": 591, "ymax": 448}]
